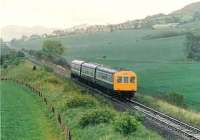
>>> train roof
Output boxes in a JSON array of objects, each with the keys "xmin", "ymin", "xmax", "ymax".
[
  {"xmin": 82, "ymin": 62, "xmax": 100, "ymax": 68},
  {"xmin": 96, "ymin": 66, "xmax": 118, "ymax": 73},
  {"xmin": 71, "ymin": 60, "xmax": 85, "ymax": 65},
  {"xmin": 71, "ymin": 60, "xmax": 132, "ymax": 73}
]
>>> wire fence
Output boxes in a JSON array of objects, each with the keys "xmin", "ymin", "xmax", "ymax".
[{"xmin": 1, "ymin": 76, "xmax": 72, "ymax": 140}]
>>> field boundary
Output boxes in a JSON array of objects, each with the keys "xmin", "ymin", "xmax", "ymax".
[{"xmin": 0, "ymin": 77, "xmax": 72, "ymax": 140}]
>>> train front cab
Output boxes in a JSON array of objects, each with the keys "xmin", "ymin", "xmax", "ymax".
[{"xmin": 113, "ymin": 71, "xmax": 137, "ymax": 98}]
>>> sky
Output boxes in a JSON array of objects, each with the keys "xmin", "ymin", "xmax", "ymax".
[{"xmin": 1, "ymin": 0, "xmax": 200, "ymax": 29}]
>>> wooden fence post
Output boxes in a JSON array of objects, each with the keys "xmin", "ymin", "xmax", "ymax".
[
  {"xmin": 57, "ymin": 113, "xmax": 62, "ymax": 125},
  {"xmin": 51, "ymin": 106, "xmax": 55, "ymax": 113}
]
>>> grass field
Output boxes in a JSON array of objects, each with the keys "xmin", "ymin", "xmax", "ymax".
[
  {"xmin": 0, "ymin": 80, "xmax": 63, "ymax": 140},
  {"xmin": 12, "ymin": 29, "xmax": 200, "ymax": 111}
]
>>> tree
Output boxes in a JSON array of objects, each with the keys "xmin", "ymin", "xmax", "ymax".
[
  {"xmin": 21, "ymin": 35, "xmax": 28, "ymax": 41},
  {"xmin": 186, "ymin": 33, "xmax": 200, "ymax": 61},
  {"xmin": 193, "ymin": 11, "xmax": 200, "ymax": 21},
  {"xmin": 165, "ymin": 92, "xmax": 185, "ymax": 107},
  {"xmin": 52, "ymin": 30, "xmax": 65, "ymax": 36},
  {"xmin": 16, "ymin": 51, "xmax": 25, "ymax": 57},
  {"xmin": 42, "ymin": 40, "xmax": 64, "ymax": 55},
  {"xmin": 10, "ymin": 38, "xmax": 17, "ymax": 45},
  {"xmin": 53, "ymin": 57, "xmax": 69, "ymax": 67}
]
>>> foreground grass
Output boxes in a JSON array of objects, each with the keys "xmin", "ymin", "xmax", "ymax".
[
  {"xmin": 1, "ymin": 60, "xmax": 163, "ymax": 140},
  {"xmin": 0, "ymin": 80, "xmax": 63, "ymax": 140}
]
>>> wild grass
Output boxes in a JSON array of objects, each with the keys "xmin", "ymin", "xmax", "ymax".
[
  {"xmin": 1, "ymin": 81, "xmax": 63, "ymax": 140},
  {"xmin": 136, "ymin": 94, "xmax": 200, "ymax": 127}
]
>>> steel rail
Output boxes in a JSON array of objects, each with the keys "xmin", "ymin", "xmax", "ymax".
[{"xmin": 128, "ymin": 100, "xmax": 200, "ymax": 140}]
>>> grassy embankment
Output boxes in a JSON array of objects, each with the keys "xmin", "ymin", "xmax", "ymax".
[
  {"xmin": 1, "ymin": 80, "xmax": 63, "ymax": 140},
  {"xmin": 1, "ymin": 60, "xmax": 163, "ymax": 140},
  {"xmin": 12, "ymin": 28, "xmax": 200, "ymax": 111}
]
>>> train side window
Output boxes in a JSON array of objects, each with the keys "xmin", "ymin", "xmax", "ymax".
[
  {"xmin": 130, "ymin": 77, "xmax": 135, "ymax": 83},
  {"xmin": 124, "ymin": 77, "xmax": 129, "ymax": 83},
  {"xmin": 117, "ymin": 77, "xmax": 122, "ymax": 83}
]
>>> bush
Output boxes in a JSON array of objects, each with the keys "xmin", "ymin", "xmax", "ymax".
[
  {"xmin": 129, "ymin": 111, "xmax": 144, "ymax": 122},
  {"xmin": 53, "ymin": 57, "xmax": 69, "ymax": 68},
  {"xmin": 42, "ymin": 40, "xmax": 64, "ymax": 55},
  {"xmin": 13, "ymin": 59, "xmax": 20, "ymax": 65},
  {"xmin": 63, "ymin": 82, "xmax": 77, "ymax": 92},
  {"xmin": 16, "ymin": 51, "xmax": 25, "ymax": 57},
  {"xmin": 186, "ymin": 33, "xmax": 200, "ymax": 61},
  {"xmin": 32, "ymin": 65, "xmax": 37, "ymax": 70},
  {"xmin": 65, "ymin": 95, "xmax": 96, "ymax": 108},
  {"xmin": 44, "ymin": 65, "xmax": 53, "ymax": 72},
  {"xmin": 164, "ymin": 92, "xmax": 186, "ymax": 107},
  {"xmin": 47, "ymin": 76, "xmax": 61, "ymax": 84},
  {"xmin": 79, "ymin": 109, "xmax": 115, "ymax": 127},
  {"xmin": 3, "ymin": 64, "xmax": 7, "ymax": 69},
  {"xmin": 113, "ymin": 113, "xmax": 139, "ymax": 135}
]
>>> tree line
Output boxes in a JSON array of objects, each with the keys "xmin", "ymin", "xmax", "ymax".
[
  {"xmin": 27, "ymin": 40, "xmax": 69, "ymax": 68},
  {"xmin": 186, "ymin": 33, "xmax": 200, "ymax": 61}
]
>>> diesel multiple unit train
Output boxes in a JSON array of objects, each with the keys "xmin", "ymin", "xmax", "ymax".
[{"xmin": 71, "ymin": 60, "xmax": 137, "ymax": 98}]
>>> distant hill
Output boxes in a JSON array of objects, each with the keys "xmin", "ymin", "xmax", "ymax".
[
  {"xmin": 1, "ymin": 25, "xmax": 57, "ymax": 41},
  {"xmin": 66, "ymin": 2, "xmax": 200, "ymax": 34},
  {"xmin": 172, "ymin": 2, "xmax": 200, "ymax": 15},
  {"xmin": 2, "ymin": 2, "xmax": 200, "ymax": 41},
  {"xmin": 121, "ymin": 2, "xmax": 200, "ymax": 29}
]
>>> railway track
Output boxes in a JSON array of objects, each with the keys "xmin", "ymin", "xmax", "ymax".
[
  {"xmin": 73, "ymin": 79, "xmax": 200, "ymax": 140},
  {"xmin": 128, "ymin": 100, "xmax": 200, "ymax": 140}
]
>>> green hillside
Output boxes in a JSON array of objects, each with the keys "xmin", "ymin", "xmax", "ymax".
[{"xmin": 12, "ymin": 28, "xmax": 200, "ymax": 112}]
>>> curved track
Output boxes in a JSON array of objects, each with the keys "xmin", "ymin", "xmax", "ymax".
[
  {"xmin": 128, "ymin": 100, "xmax": 200, "ymax": 140},
  {"xmin": 73, "ymin": 79, "xmax": 200, "ymax": 140}
]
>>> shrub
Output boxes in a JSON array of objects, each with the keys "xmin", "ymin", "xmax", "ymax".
[
  {"xmin": 3, "ymin": 64, "xmax": 7, "ymax": 69},
  {"xmin": 32, "ymin": 65, "xmax": 37, "ymax": 71},
  {"xmin": 13, "ymin": 59, "xmax": 20, "ymax": 65},
  {"xmin": 16, "ymin": 51, "xmax": 25, "ymax": 57},
  {"xmin": 129, "ymin": 111, "xmax": 144, "ymax": 122},
  {"xmin": 63, "ymin": 82, "xmax": 77, "ymax": 92},
  {"xmin": 164, "ymin": 92, "xmax": 186, "ymax": 107},
  {"xmin": 79, "ymin": 109, "xmax": 115, "ymax": 127},
  {"xmin": 44, "ymin": 65, "xmax": 53, "ymax": 72},
  {"xmin": 42, "ymin": 40, "xmax": 64, "ymax": 55},
  {"xmin": 53, "ymin": 57, "xmax": 69, "ymax": 68},
  {"xmin": 47, "ymin": 76, "xmax": 61, "ymax": 84},
  {"xmin": 186, "ymin": 33, "xmax": 200, "ymax": 61},
  {"xmin": 65, "ymin": 95, "xmax": 96, "ymax": 108},
  {"xmin": 113, "ymin": 113, "xmax": 139, "ymax": 135}
]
